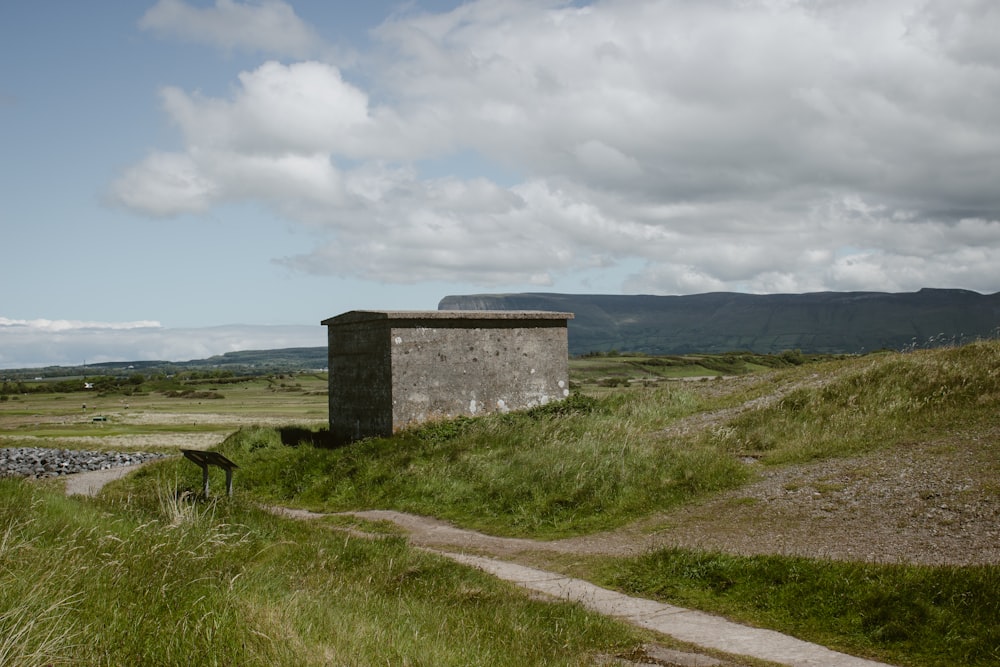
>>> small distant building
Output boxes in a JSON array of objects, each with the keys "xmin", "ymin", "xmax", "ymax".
[{"xmin": 321, "ymin": 310, "xmax": 573, "ymax": 442}]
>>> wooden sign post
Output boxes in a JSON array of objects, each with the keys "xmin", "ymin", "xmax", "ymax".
[{"xmin": 181, "ymin": 449, "xmax": 239, "ymax": 498}]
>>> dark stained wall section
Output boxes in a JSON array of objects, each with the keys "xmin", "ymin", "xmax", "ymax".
[{"xmin": 323, "ymin": 317, "xmax": 393, "ymax": 443}]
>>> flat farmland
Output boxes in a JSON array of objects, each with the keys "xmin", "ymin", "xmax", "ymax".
[{"xmin": 0, "ymin": 373, "xmax": 329, "ymax": 452}]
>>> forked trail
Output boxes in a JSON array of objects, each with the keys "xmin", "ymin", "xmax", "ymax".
[{"xmin": 272, "ymin": 505, "xmax": 895, "ymax": 667}]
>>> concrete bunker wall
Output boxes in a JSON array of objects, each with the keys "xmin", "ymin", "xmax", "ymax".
[{"xmin": 322, "ymin": 310, "xmax": 573, "ymax": 442}]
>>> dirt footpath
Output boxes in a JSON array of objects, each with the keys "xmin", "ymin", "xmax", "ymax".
[
  {"xmin": 64, "ymin": 462, "xmax": 154, "ymax": 497},
  {"xmin": 272, "ymin": 506, "xmax": 895, "ymax": 667}
]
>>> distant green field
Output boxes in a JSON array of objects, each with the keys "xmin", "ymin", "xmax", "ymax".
[{"xmin": 0, "ymin": 373, "xmax": 329, "ymax": 451}]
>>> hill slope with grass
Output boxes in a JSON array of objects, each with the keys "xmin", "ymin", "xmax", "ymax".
[
  {"xmin": 206, "ymin": 340, "xmax": 1000, "ymax": 665},
  {"xmin": 439, "ymin": 288, "xmax": 1000, "ymax": 355},
  {"xmin": 4, "ymin": 341, "xmax": 999, "ymax": 666}
]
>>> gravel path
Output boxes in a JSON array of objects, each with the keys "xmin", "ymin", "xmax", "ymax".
[{"xmin": 63, "ymin": 462, "xmax": 156, "ymax": 497}]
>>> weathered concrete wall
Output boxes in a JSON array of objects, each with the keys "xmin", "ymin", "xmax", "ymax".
[{"xmin": 322, "ymin": 311, "xmax": 573, "ymax": 441}]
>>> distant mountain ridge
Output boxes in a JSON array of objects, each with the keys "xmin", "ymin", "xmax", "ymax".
[
  {"xmin": 8, "ymin": 289, "xmax": 997, "ymax": 379},
  {"xmin": 438, "ymin": 289, "xmax": 1000, "ymax": 355},
  {"xmin": 4, "ymin": 347, "xmax": 329, "ymax": 380}
]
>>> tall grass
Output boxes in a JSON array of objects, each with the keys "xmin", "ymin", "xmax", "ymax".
[
  {"xmin": 0, "ymin": 503, "xmax": 83, "ymax": 666},
  {"xmin": 1, "ymin": 477, "xmax": 641, "ymax": 665},
  {"xmin": 578, "ymin": 341, "xmax": 1000, "ymax": 667}
]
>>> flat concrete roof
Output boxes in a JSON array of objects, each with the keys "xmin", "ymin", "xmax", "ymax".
[{"xmin": 322, "ymin": 310, "xmax": 574, "ymax": 326}]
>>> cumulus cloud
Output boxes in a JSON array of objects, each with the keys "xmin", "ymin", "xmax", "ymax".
[
  {"xmin": 115, "ymin": 0, "xmax": 1000, "ymax": 295},
  {"xmin": 139, "ymin": 0, "xmax": 325, "ymax": 58},
  {"xmin": 0, "ymin": 318, "xmax": 324, "ymax": 369}
]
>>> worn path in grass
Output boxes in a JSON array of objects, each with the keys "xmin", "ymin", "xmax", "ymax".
[
  {"xmin": 275, "ymin": 506, "xmax": 894, "ymax": 667},
  {"xmin": 66, "ymin": 467, "xmax": 892, "ymax": 666}
]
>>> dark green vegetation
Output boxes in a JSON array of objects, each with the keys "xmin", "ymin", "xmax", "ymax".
[
  {"xmin": 1, "ymin": 372, "xmax": 327, "ymax": 409},
  {"xmin": 4, "ymin": 341, "xmax": 999, "ymax": 665},
  {"xmin": 439, "ymin": 288, "xmax": 1000, "ymax": 355},
  {"xmin": 604, "ymin": 550, "xmax": 1000, "ymax": 667}
]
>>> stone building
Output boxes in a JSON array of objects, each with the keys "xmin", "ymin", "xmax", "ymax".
[{"xmin": 321, "ymin": 310, "xmax": 573, "ymax": 442}]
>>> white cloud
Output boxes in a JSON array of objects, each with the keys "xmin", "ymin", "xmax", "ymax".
[
  {"xmin": 160, "ymin": 61, "xmax": 373, "ymax": 155},
  {"xmin": 116, "ymin": 0, "xmax": 1000, "ymax": 295},
  {"xmin": 139, "ymin": 0, "xmax": 325, "ymax": 58},
  {"xmin": 0, "ymin": 318, "xmax": 162, "ymax": 332}
]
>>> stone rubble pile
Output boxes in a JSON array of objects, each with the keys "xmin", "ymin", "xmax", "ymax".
[{"xmin": 0, "ymin": 447, "xmax": 169, "ymax": 479}]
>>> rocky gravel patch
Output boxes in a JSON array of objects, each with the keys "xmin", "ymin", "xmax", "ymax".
[
  {"xmin": 0, "ymin": 447, "xmax": 169, "ymax": 479},
  {"xmin": 634, "ymin": 432, "xmax": 1000, "ymax": 566}
]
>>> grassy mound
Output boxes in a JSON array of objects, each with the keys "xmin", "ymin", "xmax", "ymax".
[{"xmin": 208, "ymin": 342, "xmax": 1000, "ymax": 539}]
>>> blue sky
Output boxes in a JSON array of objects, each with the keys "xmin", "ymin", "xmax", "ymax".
[{"xmin": 2, "ymin": 0, "xmax": 999, "ymax": 368}]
